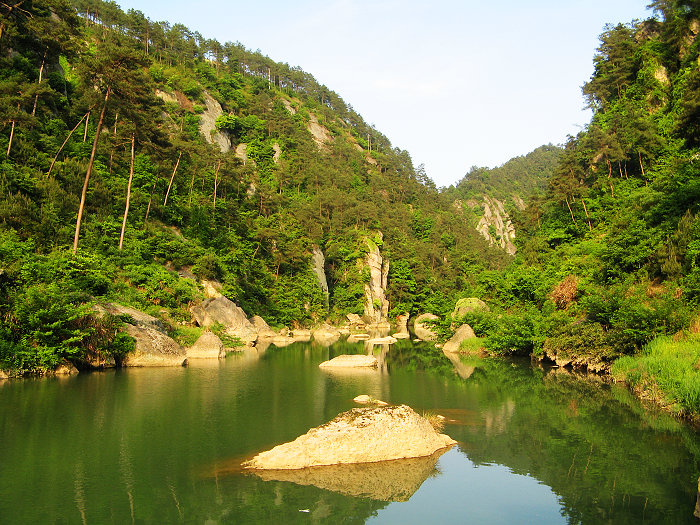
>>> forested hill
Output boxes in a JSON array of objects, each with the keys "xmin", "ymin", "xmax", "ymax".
[
  {"xmin": 444, "ymin": 145, "xmax": 562, "ymax": 254},
  {"xmin": 0, "ymin": 0, "xmax": 510, "ymax": 372}
]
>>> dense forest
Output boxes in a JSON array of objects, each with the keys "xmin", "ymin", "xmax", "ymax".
[{"xmin": 0, "ymin": 0, "xmax": 698, "ymax": 417}]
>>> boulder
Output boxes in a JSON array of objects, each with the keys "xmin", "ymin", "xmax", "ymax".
[
  {"xmin": 54, "ymin": 360, "xmax": 78, "ymax": 375},
  {"xmin": 271, "ymin": 336, "xmax": 295, "ymax": 348},
  {"xmin": 319, "ymin": 354, "xmax": 378, "ymax": 368},
  {"xmin": 414, "ymin": 313, "xmax": 439, "ymax": 342},
  {"xmin": 442, "ymin": 324, "xmax": 477, "ymax": 353},
  {"xmin": 0, "ymin": 369, "xmax": 8, "ymax": 380},
  {"xmin": 251, "ymin": 315, "xmax": 277, "ymax": 339},
  {"xmin": 452, "ymin": 298, "xmax": 489, "ymax": 320},
  {"xmin": 392, "ymin": 332, "xmax": 410, "ymax": 339},
  {"xmin": 395, "ymin": 312, "xmax": 410, "ymax": 331},
  {"xmin": 367, "ymin": 336, "xmax": 397, "ymax": 345},
  {"xmin": 313, "ymin": 324, "xmax": 341, "ymax": 345},
  {"xmin": 353, "ymin": 394, "xmax": 388, "ymax": 406},
  {"xmin": 190, "ymin": 296, "xmax": 257, "ymax": 345},
  {"xmin": 243, "ymin": 404, "xmax": 456, "ymax": 470},
  {"xmin": 201, "ymin": 279, "xmax": 223, "ymax": 299},
  {"xmin": 347, "ymin": 333, "xmax": 370, "ymax": 343},
  {"xmin": 187, "ymin": 331, "xmax": 225, "ymax": 359},
  {"xmin": 122, "ymin": 324, "xmax": 187, "ymax": 367},
  {"xmin": 291, "ymin": 329, "xmax": 312, "ymax": 341},
  {"xmin": 346, "ymin": 313, "xmax": 364, "ymax": 326}
]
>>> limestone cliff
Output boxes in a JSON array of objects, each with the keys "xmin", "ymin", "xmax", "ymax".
[
  {"xmin": 475, "ymin": 196, "xmax": 517, "ymax": 255},
  {"xmin": 363, "ymin": 235, "xmax": 389, "ymax": 324},
  {"xmin": 312, "ymin": 246, "xmax": 329, "ymax": 308}
]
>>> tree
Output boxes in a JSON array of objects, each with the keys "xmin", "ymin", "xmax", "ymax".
[{"xmin": 72, "ymin": 34, "xmax": 154, "ymax": 254}]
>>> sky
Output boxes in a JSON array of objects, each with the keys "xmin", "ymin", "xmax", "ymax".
[{"xmin": 115, "ymin": 0, "xmax": 654, "ymax": 187}]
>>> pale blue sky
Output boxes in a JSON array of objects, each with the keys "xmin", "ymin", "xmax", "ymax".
[{"xmin": 116, "ymin": 0, "xmax": 654, "ymax": 187}]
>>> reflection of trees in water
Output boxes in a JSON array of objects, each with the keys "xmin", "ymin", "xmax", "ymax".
[{"xmin": 447, "ymin": 361, "xmax": 700, "ymax": 525}]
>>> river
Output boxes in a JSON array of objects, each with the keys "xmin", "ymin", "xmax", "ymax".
[{"xmin": 0, "ymin": 339, "xmax": 697, "ymax": 523}]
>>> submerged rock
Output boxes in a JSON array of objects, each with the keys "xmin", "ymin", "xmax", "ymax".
[
  {"xmin": 243, "ymin": 404, "xmax": 456, "ymax": 470},
  {"xmin": 319, "ymin": 355, "xmax": 378, "ymax": 369},
  {"xmin": 367, "ymin": 336, "xmax": 397, "ymax": 345},
  {"xmin": 187, "ymin": 331, "xmax": 225, "ymax": 359},
  {"xmin": 353, "ymin": 394, "xmax": 388, "ymax": 406}
]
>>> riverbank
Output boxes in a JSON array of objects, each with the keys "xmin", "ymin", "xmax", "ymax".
[{"xmin": 610, "ymin": 335, "xmax": 700, "ymax": 424}]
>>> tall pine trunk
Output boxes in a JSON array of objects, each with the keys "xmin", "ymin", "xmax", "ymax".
[{"xmin": 73, "ymin": 87, "xmax": 110, "ymax": 254}]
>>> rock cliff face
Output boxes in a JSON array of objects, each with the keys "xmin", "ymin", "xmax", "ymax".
[
  {"xmin": 312, "ymin": 246, "xmax": 329, "ymax": 308},
  {"xmin": 363, "ymin": 235, "xmax": 389, "ymax": 324},
  {"xmin": 475, "ymin": 196, "xmax": 517, "ymax": 255},
  {"xmin": 199, "ymin": 92, "xmax": 231, "ymax": 153}
]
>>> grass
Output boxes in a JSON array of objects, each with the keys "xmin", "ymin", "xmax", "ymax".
[
  {"xmin": 611, "ymin": 335, "xmax": 700, "ymax": 418},
  {"xmin": 422, "ymin": 411, "xmax": 446, "ymax": 432},
  {"xmin": 172, "ymin": 326, "xmax": 203, "ymax": 347},
  {"xmin": 458, "ymin": 337, "xmax": 486, "ymax": 353}
]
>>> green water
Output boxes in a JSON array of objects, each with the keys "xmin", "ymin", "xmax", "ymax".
[{"xmin": 0, "ymin": 340, "xmax": 698, "ymax": 524}]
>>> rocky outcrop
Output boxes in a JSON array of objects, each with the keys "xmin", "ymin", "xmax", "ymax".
[
  {"xmin": 442, "ymin": 324, "xmax": 476, "ymax": 354},
  {"xmin": 122, "ymin": 323, "xmax": 187, "ymax": 367},
  {"xmin": 476, "ymin": 196, "xmax": 517, "ymax": 255},
  {"xmin": 307, "ymin": 113, "xmax": 333, "ymax": 149},
  {"xmin": 538, "ymin": 346, "xmax": 611, "ymax": 374},
  {"xmin": 414, "ymin": 313, "xmax": 439, "ymax": 342},
  {"xmin": 363, "ymin": 235, "xmax": 389, "ymax": 324},
  {"xmin": 96, "ymin": 303, "xmax": 186, "ymax": 367},
  {"xmin": 312, "ymin": 246, "xmax": 329, "ymax": 308},
  {"xmin": 54, "ymin": 360, "xmax": 78, "ymax": 375},
  {"xmin": 244, "ymin": 405, "xmax": 455, "ymax": 470},
  {"xmin": 346, "ymin": 313, "xmax": 364, "ymax": 326},
  {"xmin": 201, "ymin": 279, "xmax": 223, "ymax": 299},
  {"xmin": 319, "ymin": 355, "xmax": 378, "ymax": 369},
  {"xmin": 187, "ymin": 331, "xmax": 225, "ymax": 359},
  {"xmin": 251, "ymin": 315, "xmax": 277, "ymax": 339},
  {"xmin": 190, "ymin": 296, "xmax": 257, "ymax": 345},
  {"xmin": 199, "ymin": 92, "xmax": 230, "ymax": 153}
]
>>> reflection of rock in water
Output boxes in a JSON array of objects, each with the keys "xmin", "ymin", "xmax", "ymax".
[
  {"xmin": 442, "ymin": 350, "xmax": 475, "ymax": 379},
  {"xmin": 250, "ymin": 449, "xmax": 447, "ymax": 502}
]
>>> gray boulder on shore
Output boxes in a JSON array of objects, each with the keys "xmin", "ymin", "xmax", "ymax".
[
  {"xmin": 187, "ymin": 331, "xmax": 225, "ymax": 359},
  {"xmin": 442, "ymin": 324, "xmax": 477, "ymax": 354},
  {"xmin": 414, "ymin": 313, "xmax": 439, "ymax": 342}
]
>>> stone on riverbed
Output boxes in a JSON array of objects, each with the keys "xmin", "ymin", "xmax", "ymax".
[
  {"xmin": 319, "ymin": 354, "xmax": 378, "ymax": 369},
  {"xmin": 243, "ymin": 404, "xmax": 456, "ymax": 470}
]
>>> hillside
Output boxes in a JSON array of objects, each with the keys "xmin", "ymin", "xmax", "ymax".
[
  {"xmin": 445, "ymin": 145, "xmax": 562, "ymax": 254},
  {"xmin": 0, "ymin": 0, "xmax": 506, "ymax": 374}
]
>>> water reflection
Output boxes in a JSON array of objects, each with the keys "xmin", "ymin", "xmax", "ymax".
[
  {"xmin": 0, "ymin": 339, "xmax": 697, "ymax": 524},
  {"xmin": 248, "ymin": 449, "xmax": 448, "ymax": 502}
]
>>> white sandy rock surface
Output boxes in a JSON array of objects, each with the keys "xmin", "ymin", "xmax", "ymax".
[
  {"xmin": 243, "ymin": 405, "xmax": 456, "ymax": 470},
  {"xmin": 319, "ymin": 355, "xmax": 378, "ymax": 369}
]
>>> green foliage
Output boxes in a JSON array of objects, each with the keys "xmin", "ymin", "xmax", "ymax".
[{"xmin": 612, "ymin": 335, "xmax": 700, "ymax": 416}]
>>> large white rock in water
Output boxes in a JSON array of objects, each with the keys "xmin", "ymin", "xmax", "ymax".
[
  {"xmin": 414, "ymin": 313, "xmax": 439, "ymax": 342},
  {"xmin": 243, "ymin": 405, "xmax": 456, "ymax": 470},
  {"xmin": 187, "ymin": 331, "xmax": 225, "ymax": 359},
  {"xmin": 319, "ymin": 354, "xmax": 378, "ymax": 368}
]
